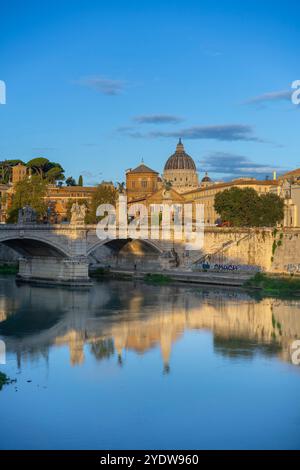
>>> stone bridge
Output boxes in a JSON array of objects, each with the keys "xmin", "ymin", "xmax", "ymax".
[
  {"xmin": 0, "ymin": 224, "xmax": 187, "ymax": 284},
  {"xmin": 2, "ymin": 223, "xmax": 299, "ymax": 284}
]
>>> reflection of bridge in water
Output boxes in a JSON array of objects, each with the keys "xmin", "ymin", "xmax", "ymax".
[{"xmin": 1, "ymin": 279, "xmax": 299, "ymax": 372}]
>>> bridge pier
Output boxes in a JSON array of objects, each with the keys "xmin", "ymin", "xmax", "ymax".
[{"xmin": 17, "ymin": 256, "xmax": 91, "ymax": 286}]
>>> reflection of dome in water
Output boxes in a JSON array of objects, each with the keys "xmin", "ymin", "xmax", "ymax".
[{"xmin": 163, "ymin": 139, "xmax": 198, "ymax": 193}]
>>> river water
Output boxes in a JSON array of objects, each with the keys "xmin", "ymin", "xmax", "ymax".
[{"xmin": 0, "ymin": 275, "xmax": 300, "ymax": 449}]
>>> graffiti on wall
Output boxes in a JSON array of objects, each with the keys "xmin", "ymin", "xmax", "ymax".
[
  {"xmin": 194, "ymin": 262, "xmax": 260, "ymax": 273},
  {"xmin": 285, "ymin": 264, "xmax": 300, "ymax": 273}
]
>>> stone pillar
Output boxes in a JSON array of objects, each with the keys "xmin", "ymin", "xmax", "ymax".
[{"xmin": 17, "ymin": 256, "xmax": 91, "ymax": 286}]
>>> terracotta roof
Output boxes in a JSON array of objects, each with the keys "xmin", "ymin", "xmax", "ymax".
[
  {"xmin": 47, "ymin": 186, "xmax": 97, "ymax": 195},
  {"xmin": 129, "ymin": 164, "xmax": 158, "ymax": 174},
  {"xmin": 279, "ymin": 168, "xmax": 300, "ymax": 179},
  {"xmin": 182, "ymin": 179, "xmax": 279, "ymax": 195}
]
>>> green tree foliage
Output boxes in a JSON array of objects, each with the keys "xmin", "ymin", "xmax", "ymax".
[
  {"xmin": 26, "ymin": 158, "xmax": 65, "ymax": 182},
  {"xmin": 47, "ymin": 162, "xmax": 65, "ymax": 182},
  {"xmin": 46, "ymin": 165, "xmax": 65, "ymax": 183},
  {"xmin": 0, "ymin": 158, "xmax": 65, "ymax": 184},
  {"xmin": 26, "ymin": 157, "xmax": 50, "ymax": 176},
  {"xmin": 85, "ymin": 184, "xmax": 117, "ymax": 224},
  {"xmin": 65, "ymin": 176, "xmax": 77, "ymax": 186},
  {"xmin": 258, "ymin": 193, "xmax": 285, "ymax": 227},
  {"xmin": 7, "ymin": 176, "xmax": 47, "ymax": 223},
  {"xmin": 78, "ymin": 175, "xmax": 83, "ymax": 186},
  {"xmin": 214, "ymin": 187, "xmax": 284, "ymax": 227}
]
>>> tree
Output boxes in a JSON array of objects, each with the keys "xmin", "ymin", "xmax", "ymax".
[
  {"xmin": 78, "ymin": 175, "xmax": 83, "ymax": 186},
  {"xmin": 27, "ymin": 158, "xmax": 65, "ymax": 183},
  {"xmin": 65, "ymin": 176, "xmax": 76, "ymax": 186},
  {"xmin": 26, "ymin": 157, "xmax": 50, "ymax": 177},
  {"xmin": 46, "ymin": 166, "xmax": 65, "ymax": 184},
  {"xmin": 214, "ymin": 187, "xmax": 284, "ymax": 227},
  {"xmin": 46, "ymin": 162, "xmax": 65, "ymax": 182},
  {"xmin": 258, "ymin": 193, "xmax": 284, "ymax": 227},
  {"xmin": 6, "ymin": 176, "xmax": 47, "ymax": 223},
  {"xmin": 85, "ymin": 183, "xmax": 117, "ymax": 224}
]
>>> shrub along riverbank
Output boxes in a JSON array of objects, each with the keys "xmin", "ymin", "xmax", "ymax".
[
  {"xmin": 0, "ymin": 371, "xmax": 16, "ymax": 391},
  {"xmin": 88, "ymin": 265, "xmax": 300, "ymax": 298},
  {"xmin": 144, "ymin": 273, "xmax": 171, "ymax": 284},
  {"xmin": 245, "ymin": 272, "xmax": 300, "ymax": 298},
  {"xmin": 0, "ymin": 263, "xmax": 18, "ymax": 274}
]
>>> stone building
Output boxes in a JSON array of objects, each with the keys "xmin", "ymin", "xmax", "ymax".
[
  {"xmin": 125, "ymin": 162, "xmax": 160, "ymax": 202},
  {"xmin": 1, "ymin": 142, "xmax": 300, "ymax": 228},
  {"xmin": 0, "ymin": 165, "xmax": 98, "ymax": 222},
  {"xmin": 283, "ymin": 184, "xmax": 300, "ymax": 227},
  {"xmin": 11, "ymin": 163, "xmax": 27, "ymax": 183},
  {"xmin": 268, "ymin": 168, "xmax": 300, "ymax": 227},
  {"xmin": 45, "ymin": 185, "xmax": 97, "ymax": 222},
  {"xmin": 163, "ymin": 139, "xmax": 199, "ymax": 192},
  {"xmin": 0, "ymin": 183, "xmax": 10, "ymax": 223}
]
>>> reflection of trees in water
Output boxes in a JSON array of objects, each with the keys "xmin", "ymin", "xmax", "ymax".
[
  {"xmin": 214, "ymin": 335, "xmax": 282, "ymax": 360},
  {"xmin": 0, "ymin": 306, "xmax": 63, "ymax": 337},
  {"xmin": 90, "ymin": 338, "xmax": 115, "ymax": 361}
]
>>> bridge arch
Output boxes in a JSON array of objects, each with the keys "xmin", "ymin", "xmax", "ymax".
[
  {"xmin": 0, "ymin": 235, "xmax": 71, "ymax": 258},
  {"xmin": 87, "ymin": 238, "xmax": 164, "ymax": 256}
]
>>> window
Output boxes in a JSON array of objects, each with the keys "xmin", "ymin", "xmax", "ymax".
[
  {"xmin": 132, "ymin": 181, "xmax": 136, "ymax": 188},
  {"xmin": 141, "ymin": 180, "xmax": 147, "ymax": 188}
]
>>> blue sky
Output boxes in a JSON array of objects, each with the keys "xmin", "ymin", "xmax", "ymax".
[{"xmin": 0, "ymin": 0, "xmax": 299, "ymax": 184}]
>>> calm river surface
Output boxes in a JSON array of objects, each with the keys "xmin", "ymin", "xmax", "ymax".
[{"xmin": 0, "ymin": 275, "xmax": 300, "ymax": 449}]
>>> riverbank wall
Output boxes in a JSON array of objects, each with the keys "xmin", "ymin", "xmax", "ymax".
[
  {"xmin": 197, "ymin": 227, "xmax": 300, "ymax": 275},
  {"xmin": 0, "ymin": 227, "xmax": 299, "ymax": 276}
]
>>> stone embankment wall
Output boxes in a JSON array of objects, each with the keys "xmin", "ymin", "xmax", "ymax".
[
  {"xmin": 1, "ymin": 227, "xmax": 300, "ymax": 275},
  {"xmin": 201, "ymin": 228, "xmax": 300, "ymax": 274}
]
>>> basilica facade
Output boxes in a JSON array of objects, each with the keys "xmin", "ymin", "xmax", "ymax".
[{"xmin": 125, "ymin": 139, "xmax": 201, "ymax": 202}]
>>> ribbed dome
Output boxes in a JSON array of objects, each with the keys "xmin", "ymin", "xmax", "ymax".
[
  {"xmin": 164, "ymin": 139, "xmax": 196, "ymax": 171},
  {"xmin": 202, "ymin": 172, "xmax": 211, "ymax": 183}
]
